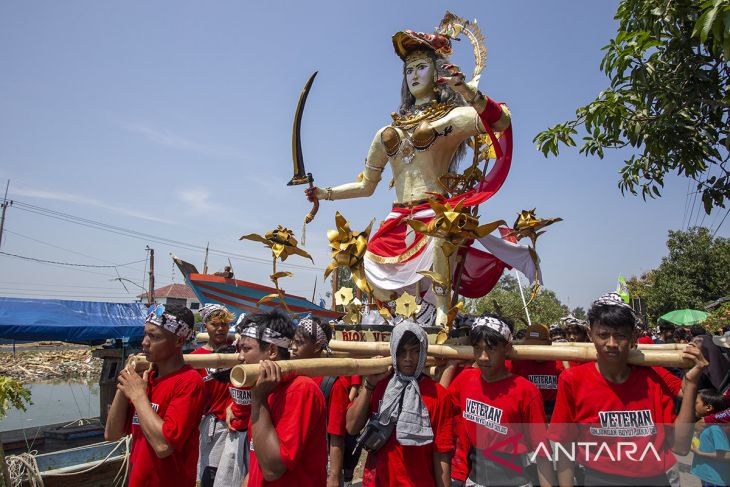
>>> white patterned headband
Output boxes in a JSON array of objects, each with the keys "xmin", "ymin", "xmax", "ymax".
[
  {"xmin": 239, "ymin": 324, "xmax": 292, "ymax": 349},
  {"xmin": 471, "ymin": 315, "xmax": 512, "ymax": 342},
  {"xmin": 592, "ymin": 292, "xmax": 636, "ymax": 315},
  {"xmin": 146, "ymin": 304, "xmax": 193, "ymax": 340},
  {"xmin": 298, "ymin": 315, "xmax": 332, "ymax": 354},
  {"xmin": 560, "ymin": 315, "xmax": 588, "ymax": 329},
  {"xmin": 199, "ymin": 304, "xmax": 229, "ymax": 324}
]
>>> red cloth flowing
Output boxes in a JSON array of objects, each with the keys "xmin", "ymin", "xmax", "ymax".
[{"xmin": 366, "ymin": 103, "xmax": 514, "ymax": 298}]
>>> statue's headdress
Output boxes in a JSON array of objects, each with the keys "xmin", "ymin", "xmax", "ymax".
[{"xmin": 392, "ymin": 11, "xmax": 487, "ymax": 90}]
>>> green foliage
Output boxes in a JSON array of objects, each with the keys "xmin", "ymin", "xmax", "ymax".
[
  {"xmin": 534, "ymin": 0, "xmax": 730, "ymax": 214},
  {"xmin": 631, "ymin": 227, "xmax": 730, "ymax": 320},
  {"xmin": 467, "ymin": 275, "xmax": 569, "ymax": 330},
  {"xmin": 0, "ymin": 376, "xmax": 32, "ymax": 419},
  {"xmin": 571, "ymin": 306, "xmax": 587, "ymax": 320},
  {"xmin": 704, "ymin": 302, "xmax": 730, "ymax": 332}
]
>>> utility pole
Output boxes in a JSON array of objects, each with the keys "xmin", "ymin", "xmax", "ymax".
[
  {"xmin": 203, "ymin": 242, "xmax": 209, "ymax": 275},
  {"xmin": 0, "ymin": 180, "xmax": 12, "ymax": 250},
  {"xmin": 146, "ymin": 246, "xmax": 155, "ymax": 305}
]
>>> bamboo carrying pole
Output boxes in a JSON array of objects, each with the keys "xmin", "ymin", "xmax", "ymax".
[
  {"xmin": 561, "ymin": 341, "xmax": 684, "ymax": 350},
  {"xmin": 229, "ymin": 356, "xmax": 440, "ymax": 388},
  {"xmin": 327, "ymin": 340, "xmax": 693, "ymax": 368},
  {"xmin": 127, "ymin": 353, "xmax": 242, "ymax": 372}
]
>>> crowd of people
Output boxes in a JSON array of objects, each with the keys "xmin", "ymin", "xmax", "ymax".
[{"xmin": 103, "ymin": 292, "xmax": 730, "ymax": 487}]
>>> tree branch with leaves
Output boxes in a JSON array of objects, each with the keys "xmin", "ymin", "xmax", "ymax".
[{"xmin": 534, "ymin": 0, "xmax": 730, "ymax": 214}]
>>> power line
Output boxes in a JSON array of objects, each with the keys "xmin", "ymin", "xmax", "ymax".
[
  {"xmin": 0, "ymin": 287, "xmax": 136, "ymax": 295},
  {"xmin": 0, "ymin": 251, "xmax": 144, "ymax": 268},
  {"xmin": 712, "ymin": 207, "xmax": 730, "ymax": 238},
  {"xmin": 11, "ymin": 200, "xmax": 323, "ymax": 272},
  {"xmin": 0, "ymin": 280, "xmax": 130, "ymax": 290},
  {"xmin": 0, "ymin": 252, "xmax": 133, "ymax": 279},
  {"xmin": 3, "ymin": 228, "xmax": 146, "ymax": 271},
  {"xmin": 0, "ymin": 291, "xmax": 140, "ymax": 299}
]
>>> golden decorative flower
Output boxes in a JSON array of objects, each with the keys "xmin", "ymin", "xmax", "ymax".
[
  {"xmin": 506, "ymin": 209, "xmax": 562, "ymax": 247},
  {"xmin": 240, "ymin": 225, "xmax": 313, "ymax": 263},
  {"xmin": 408, "ymin": 199, "xmax": 505, "ymax": 257},
  {"xmin": 334, "ymin": 287, "xmax": 354, "ymax": 307},
  {"xmin": 394, "ymin": 291, "xmax": 419, "ymax": 318},
  {"xmin": 343, "ymin": 298, "xmax": 363, "ymax": 325},
  {"xmin": 324, "ymin": 212, "xmax": 374, "ymax": 294}
]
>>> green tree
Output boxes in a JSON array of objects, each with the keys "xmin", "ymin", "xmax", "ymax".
[
  {"xmin": 468, "ymin": 275, "xmax": 569, "ymax": 330},
  {"xmin": 704, "ymin": 302, "xmax": 730, "ymax": 333},
  {"xmin": 571, "ymin": 307, "xmax": 587, "ymax": 320},
  {"xmin": 642, "ymin": 227, "xmax": 730, "ymax": 319},
  {"xmin": 0, "ymin": 377, "xmax": 31, "ymax": 486},
  {"xmin": 534, "ymin": 0, "xmax": 730, "ymax": 214}
]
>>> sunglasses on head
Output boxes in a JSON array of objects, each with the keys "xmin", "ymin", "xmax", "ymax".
[{"xmin": 146, "ymin": 303, "xmax": 166, "ymax": 322}]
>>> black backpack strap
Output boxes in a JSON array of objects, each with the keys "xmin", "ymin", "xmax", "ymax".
[{"xmin": 319, "ymin": 375, "xmax": 338, "ymax": 404}]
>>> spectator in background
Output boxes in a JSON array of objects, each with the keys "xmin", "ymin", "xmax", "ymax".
[
  {"xmin": 675, "ymin": 328, "xmax": 690, "ymax": 344},
  {"xmin": 690, "ymin": 388, "xmax": 730, "ymax": 486},
  {"xmin": 655, "ymin": 322, "xmax": 676, "ymax": 344},
  {"xmin": 561, "ymin": 316, "xmax": 590, "ymax": 343},
  {"xmin": 692, "ymin": 324, "xmax": 709, "ymax": 338}
]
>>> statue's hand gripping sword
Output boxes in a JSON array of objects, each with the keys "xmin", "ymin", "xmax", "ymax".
[{"xmin": 288, "ymin": 71, "xmax": 319, "ymax": 224}]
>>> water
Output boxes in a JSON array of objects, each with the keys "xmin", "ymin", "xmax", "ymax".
[{"xmin": 0, "ymin": 382, "xmax": 100, "ymax": 432}]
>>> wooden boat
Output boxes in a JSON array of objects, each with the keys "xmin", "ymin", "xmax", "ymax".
[
  {"xmin": 173, "ymin": 256, "xmax": 341, "ymax": 320},
  {"xmin": 24, "ymin": 439, "xmax": 129, "ymax": 487}
]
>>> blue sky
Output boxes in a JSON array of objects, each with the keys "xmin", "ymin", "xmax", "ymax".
[{"xmin": 1, "ymin": 1, "xmax": 725, "ymax": 311}]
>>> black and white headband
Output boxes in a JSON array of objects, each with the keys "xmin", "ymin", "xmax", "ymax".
[
  {"xmin": 146, "ymin": 307, "xmax": 193, "ymax": 341},
  {"xmin": 592, "ymin": 292, "xmax": 635, "ymax": 313},
  {"xmin": 239, "ymin": 324, "xmax": 292, "ymax": 349},
  {"xmin": 298, "ymin": 315, "xmax": 332, "ymax": 354},
  {"xmin": 471, "ymin": 315, "xmax": 512, "ymax": 342},
  {"xmin": 199, "ymin": 303, "xmax": 229, "ymax": 324},
  {"xmin": 560, "ymin": 315, "xmax": 588, "ymax": 329}
]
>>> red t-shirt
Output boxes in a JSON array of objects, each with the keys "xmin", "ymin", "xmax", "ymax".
[
  {"xmin": 638, "ymin": 336, "xmax": 655, "ymax": 344},
  {"xmin": 191, "ymin": 347, "xmax": 232, "ymax": 421},
  {"xmin": 510, "ymin": 359, "xmax": 563, "ymax": 402},
  {"xmin": 126, "ymin": 365, "xmax": 205, "ymax": 487},
  {"xmin": 228, "ymin": 384, "xmax": 252, "ymax": 431},
  {"xmin": 360, "ymin": 374, "xmax": 454, "ymax": 487},
  {"xmin": 549, "ymin": 363, "xmax": 677, "ymax": 477},
  {"xmin": 312, "ymin": 375, "xmax": 355, "ymax": 437},
  {"xmin": 652, "ymin": 367, "xmax": 682, "ymax": 397},
  {"xmin": 247, "ymin": 375, "xmax": 327, "ymax": 487},
  {"xmin": 448, "ymin": 369, "xmax": 547, "ymax": 482}
]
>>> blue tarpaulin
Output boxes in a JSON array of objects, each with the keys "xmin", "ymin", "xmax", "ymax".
[{"xmin": 0, "ymin": 297, "xmax": 146, "ymax": 344}]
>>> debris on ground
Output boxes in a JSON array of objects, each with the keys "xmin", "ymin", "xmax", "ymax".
[{"xmin": 0, "ymin": 348, "xmax": 102, "ymax": 383}]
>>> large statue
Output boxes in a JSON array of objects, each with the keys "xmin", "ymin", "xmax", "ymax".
[{"xmin": 306, "ymin": 14, "xmax": 533, "ymax": 329}]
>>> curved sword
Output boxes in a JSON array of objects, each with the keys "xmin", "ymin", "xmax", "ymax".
[{"xmin": 288, "ymin": 71, "xmax": 319, "ymax": 224}]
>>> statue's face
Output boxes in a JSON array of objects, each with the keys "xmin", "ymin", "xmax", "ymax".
[{"xmin": 405, "ymin": 57, "xmax": 435, "ymax": 100}]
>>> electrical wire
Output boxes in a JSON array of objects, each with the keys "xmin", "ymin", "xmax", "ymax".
[
  {"xmin": 3, "ymin": 229, "xmax": 145, "ymax": 272},
  {"xmin": 11, "ymin": 200, "xmax": 323, "ymax": 272},
  {"xmin": 711, "ymin": 206, "xmax": 730, "ymax": 238},
  {"xmin": 0, "ymin": 251, "xmax": 142, "ymax": 269}
]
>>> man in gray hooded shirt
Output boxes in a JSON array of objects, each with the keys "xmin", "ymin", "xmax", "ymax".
[{"xmin": 346, "ymin": 320, "xmax": 454, "ymax": 486}]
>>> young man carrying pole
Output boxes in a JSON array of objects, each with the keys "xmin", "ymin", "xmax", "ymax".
[
  {"xmin": 105, "ymin": 304, "xmax": 205, "ymax": 487},
  {"xmin": 444, "ymin": 315, "xmax": 554, "ymax": 487},
  {"xmin": 346, "ymin": 320, "xmax": 454, "ymax": 487},
  {"xmin": 193, "ymin": 303, "xmax": 236, "ymax": 486},
  {"xmin": 549, "ymin": 292, "xmax": 709, "ymax": 486},
  {"xmin": 241, "ymin": 309, "xmax": 327, "ymax": 487}
]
